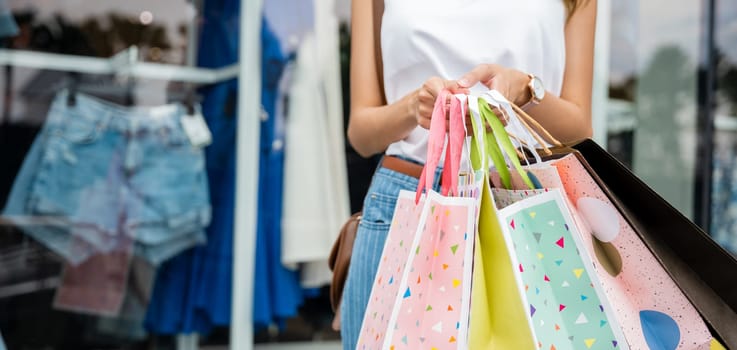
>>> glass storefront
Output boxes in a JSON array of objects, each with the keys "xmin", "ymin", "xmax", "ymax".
[
  {"xmin": 607, "ymin": 0, "xmax": 737, "ymax": 255},
  {"xmin": 0, "ymin": 0, "xmax": 734, "ymax": 349},
  {"xmin": 712, "ymin": 0, "xmax": 737, "ymax": 254}
]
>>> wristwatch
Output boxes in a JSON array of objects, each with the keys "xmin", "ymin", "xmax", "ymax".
[{"xmin": 521, "ymin": 74, "xmax": 545, "ymax": 109}]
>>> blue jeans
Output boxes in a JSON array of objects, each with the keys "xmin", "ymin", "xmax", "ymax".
[
  {"xmin": 340, "ymin": 162, "xmax": 441, "ymax": 350},
  {"xmin": 2, "ymin": 92, "xmax": 211, "ymax": 265}
]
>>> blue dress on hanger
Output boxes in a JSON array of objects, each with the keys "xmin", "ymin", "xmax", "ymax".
[{"xmin": 144, "ymin": 0, "xmax": 304, "ymax": 334}]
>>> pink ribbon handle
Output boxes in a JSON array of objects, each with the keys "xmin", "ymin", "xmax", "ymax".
[
  {"xmin": 446, "ymin": 95, "xmax": 465, "ymax": 195},
  {"xmin": 416, "ymin": 90, "xmax": 449, "ymax": 203}
]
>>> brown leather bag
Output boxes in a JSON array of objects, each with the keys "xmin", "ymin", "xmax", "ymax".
[{"xmin": 328, "ymin": 212, "xmax": 361, "ymax": 311}]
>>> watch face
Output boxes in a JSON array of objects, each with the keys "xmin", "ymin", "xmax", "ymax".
[{"xmin": 532, "ymin": 76, "xmax": 545, "ymax": 100}]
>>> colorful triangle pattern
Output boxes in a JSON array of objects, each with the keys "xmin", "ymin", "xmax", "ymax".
[
  {"xmin": 450, "ymin": 244, "xmax": 459, "ymax": 255},
  {"xmin": 556, "ymin": 237, "xmax": 565, "ymax": 248}
]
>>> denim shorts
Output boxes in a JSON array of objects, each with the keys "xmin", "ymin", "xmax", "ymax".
[
  {"xmin": 2, "ymin": 92, "xmax": 211, "ymax": 265},
  {"xmin": 340, "ymin": 161, "xmax": 442, "ymax": 350}
]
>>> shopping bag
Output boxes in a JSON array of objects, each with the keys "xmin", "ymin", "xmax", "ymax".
[
  {"xmin": 357, "ymin": 190, "xmax": 428, "ymax": 349},
  {"xmin": 466, "ymin": 92, "xmax": 535, "ymax": 349},
  {"xmin": 571, "ymin": 139, "xmax": 737, "ymax": 348},
  {"xmin": 482, "ymin": 90, "xmax": 721, "ymax": 348},
  {"xmin": 466, "ymin": 93, "xmax": 626, "ymax": 349},
  {"xmin": 493, "ymin": 158, "xmax": 714, "ymax": 349},
  {"xmin": 358, "ymin": 91, "xmax": 477, "ymax": 350},
  {"xmin": 383, "ymin": 190, "xmax": 476, "ymax": 349},
  {"xmin": 498, "ymin": 189, "xmax": 626, "ymax": 349}
]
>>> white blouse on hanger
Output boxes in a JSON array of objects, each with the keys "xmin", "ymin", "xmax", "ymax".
[{"xmin": 281, "ymin": 0, "xmax": 350, "ymax": 288}]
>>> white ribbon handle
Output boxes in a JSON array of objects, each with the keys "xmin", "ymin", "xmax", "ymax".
[{"xmin": 482, "ymin": 90, "xmax": 544, "ymax": 165}]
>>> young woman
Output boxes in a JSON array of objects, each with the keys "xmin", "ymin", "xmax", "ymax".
[{"xmin": 341, "ymin": 0, "xmax": 596, "ymax": 347}]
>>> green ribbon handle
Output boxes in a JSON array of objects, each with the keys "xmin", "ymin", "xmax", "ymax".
[
  {"xmin": 478, "ymin": 98, "xmax": 535, "ymax": 190},
  {"xmin": 467, "ymin": 95, "xmax": 486, "ymax": 174}
]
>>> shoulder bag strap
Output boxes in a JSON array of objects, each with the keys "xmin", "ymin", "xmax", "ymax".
[{"xmin": 372, "ymin": 0, "xmax": 386, "ymax": 103}]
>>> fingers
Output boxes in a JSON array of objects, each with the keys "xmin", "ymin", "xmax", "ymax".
[
  {"xmin": 417, "ymin": 77, "xmax": 461, "ymax": 129},
  {"xmin": 422, "ymin": 77, "xmax": 446, "ymax": 99},
  {"xmin": 458, "ymin": 64, "xmax": 500, "ymax": 88}
]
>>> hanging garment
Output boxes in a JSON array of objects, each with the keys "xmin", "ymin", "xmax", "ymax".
[
  {"xmin": 145, "ymin": 0, "xmax": 238, "ymax": 333},
  {"xmin": 2, "ymin": 92, "xmax": 210, "ymax": 268},
  {"xmin": 254, "ymin": 16, "xmax": 305, "ymax": 329},
  {"xmin": 0, "ymin": 0, "xmax": 17, "ymax": 38},
  {"xmin": 145, "ymin": 2, "xmax": 304, "ymax": 332},
  {"xmin": 281, "ymin": 0, "xmax": 350, "ymax": 288},
  {"xmin": 263, "ymin": 0, "xmax": 315, "ymax": 55}
]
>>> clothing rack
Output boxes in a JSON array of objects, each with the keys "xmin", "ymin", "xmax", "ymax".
[
  {"xmin": 0, "ymin": 47, "xmax": 240, "ymax": 84},
  {"xmin": 0, "ymin": 1, "xmax": 263, "ymax": 347}
]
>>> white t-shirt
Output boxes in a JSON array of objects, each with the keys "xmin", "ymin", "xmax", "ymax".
[{"xmin": 382, "ymin": 0, "xmax": 567, "ymax": 163}]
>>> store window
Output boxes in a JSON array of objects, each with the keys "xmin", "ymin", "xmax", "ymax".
[
  {"xmin": 712, "ymin": 0, "xmax": 737, "ymax": 254},
  {"xmin": 607, "ymin": 0, "xmax": 700, "ymax": 218},
  {"xmin": 607, "ymin": 0, "xmax": 737, "ymax": 255},
  {"xmin": 0, "ymin": 1, "xmax": 348, "ymax": 348},
  {"xmin": 0, "ymin": 1, "xmax": 232, "ymax": 349}
]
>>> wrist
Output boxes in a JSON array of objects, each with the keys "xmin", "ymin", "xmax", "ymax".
[
  {"xmin": 398, "ymin": 90, "xmax": 420, "ymax": 134},
  {"xmin": 518, "ymin": 72, "xmax": 545, "ymax": 109},
  {"xmin": 405, "ymin": 89, "xmax": 420, "ymax": 126},
  {"xmin": 514, "ymin": 72, "xmax": 533, "ymax": 106}
]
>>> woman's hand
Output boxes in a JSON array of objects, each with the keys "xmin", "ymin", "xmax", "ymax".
[
  {"xmin": 457, "ymin": 64, "xmax": 532, "ymax": 106},
  {"xmin": 412, "ymin": 77, "xmax": 467, "ymax": 130}
]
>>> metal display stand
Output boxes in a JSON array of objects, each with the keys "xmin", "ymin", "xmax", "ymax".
[{"xmin": 231, "ymin": 0, "xmax": 262, "ymax": 348}]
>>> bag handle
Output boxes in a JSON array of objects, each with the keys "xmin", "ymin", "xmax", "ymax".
[
  {"xmin": 372, "ymin": 0, "xmax": 386, "ymax": 104},
  {"xmin": 482, "ymin": 91, "xmax": 544, "ymax": 164},
  {"xmin": 478, "ymin": 98, "xmax": 536, "ymax": 189},
  {"xmin": 416, "ymin": 90, "xmax": 448, "ymax": 202},
  {"xmin": 415, "ymin": 90, "xmax": 467, "ymax": 202},
  {"xmin": 445, "ymin": 94, "xmax": 466, "ymax": 195},
  {"xmin": 485, "ymin": 90, "xmax": 564, "ymax": 151},
  {"xmin": 467, "ymin": 94, "xmax": 487, "ymax": 173}
]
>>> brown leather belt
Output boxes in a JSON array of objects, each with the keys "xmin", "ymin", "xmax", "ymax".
[{"xmin": 382, "ymin": 155, "xmax": 424, "ymax": 179}]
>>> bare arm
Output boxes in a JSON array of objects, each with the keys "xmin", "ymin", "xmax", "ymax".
[
  {"xmin": 530, "ymin": 0, "xmax": 597, "ymax": 142},
  {"xmin": 347, "ymin": 0, "xmax": 460, "ymax": 157},
  {"xmin": 458, "ymin": 0, "xmax": 597, "ymax": 143},
  {"xmin": 346, "ymin": 0, "xmax": 415, "ymax": 157}
]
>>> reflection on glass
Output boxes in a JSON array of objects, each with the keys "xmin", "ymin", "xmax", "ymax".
[
  {"xmin": 711, "ymin": 0, "xmax": 737, "ymax": 254},
  {"xmin": 0, "ymin": 2, "xmax": 207, "ymax": 348},
  {"xmin": 612, "ymin": 0, "xmax": 700, "ymax": 219},
  {"xmin": 8, "ymin": 0, "xmax": 193, "ymax": 63},
  {"xmin": 606, "ymin": 0, "xmax": 637, "ymax": 168}
]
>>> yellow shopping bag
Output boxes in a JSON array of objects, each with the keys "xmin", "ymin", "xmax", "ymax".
[
  {"xmin": 465, "ymin": 93, "xmax": 535, "ymax": 349},
  {"xmin": 468, "ymin": 175, "xmax": 535, "ymax": 349}
]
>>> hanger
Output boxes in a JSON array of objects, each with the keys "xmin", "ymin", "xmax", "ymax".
[
  {"xmin": 66, "ymin": 72, "xmax": 79, "ymax": 107},
  {"xmin": 183, "ymin": 85, "xmax": 201, "ymax": 116}
]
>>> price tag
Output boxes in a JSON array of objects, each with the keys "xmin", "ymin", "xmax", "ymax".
[{"xmin": 181, "ymin": 112, "xmax": 212, "ymax": 147}]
